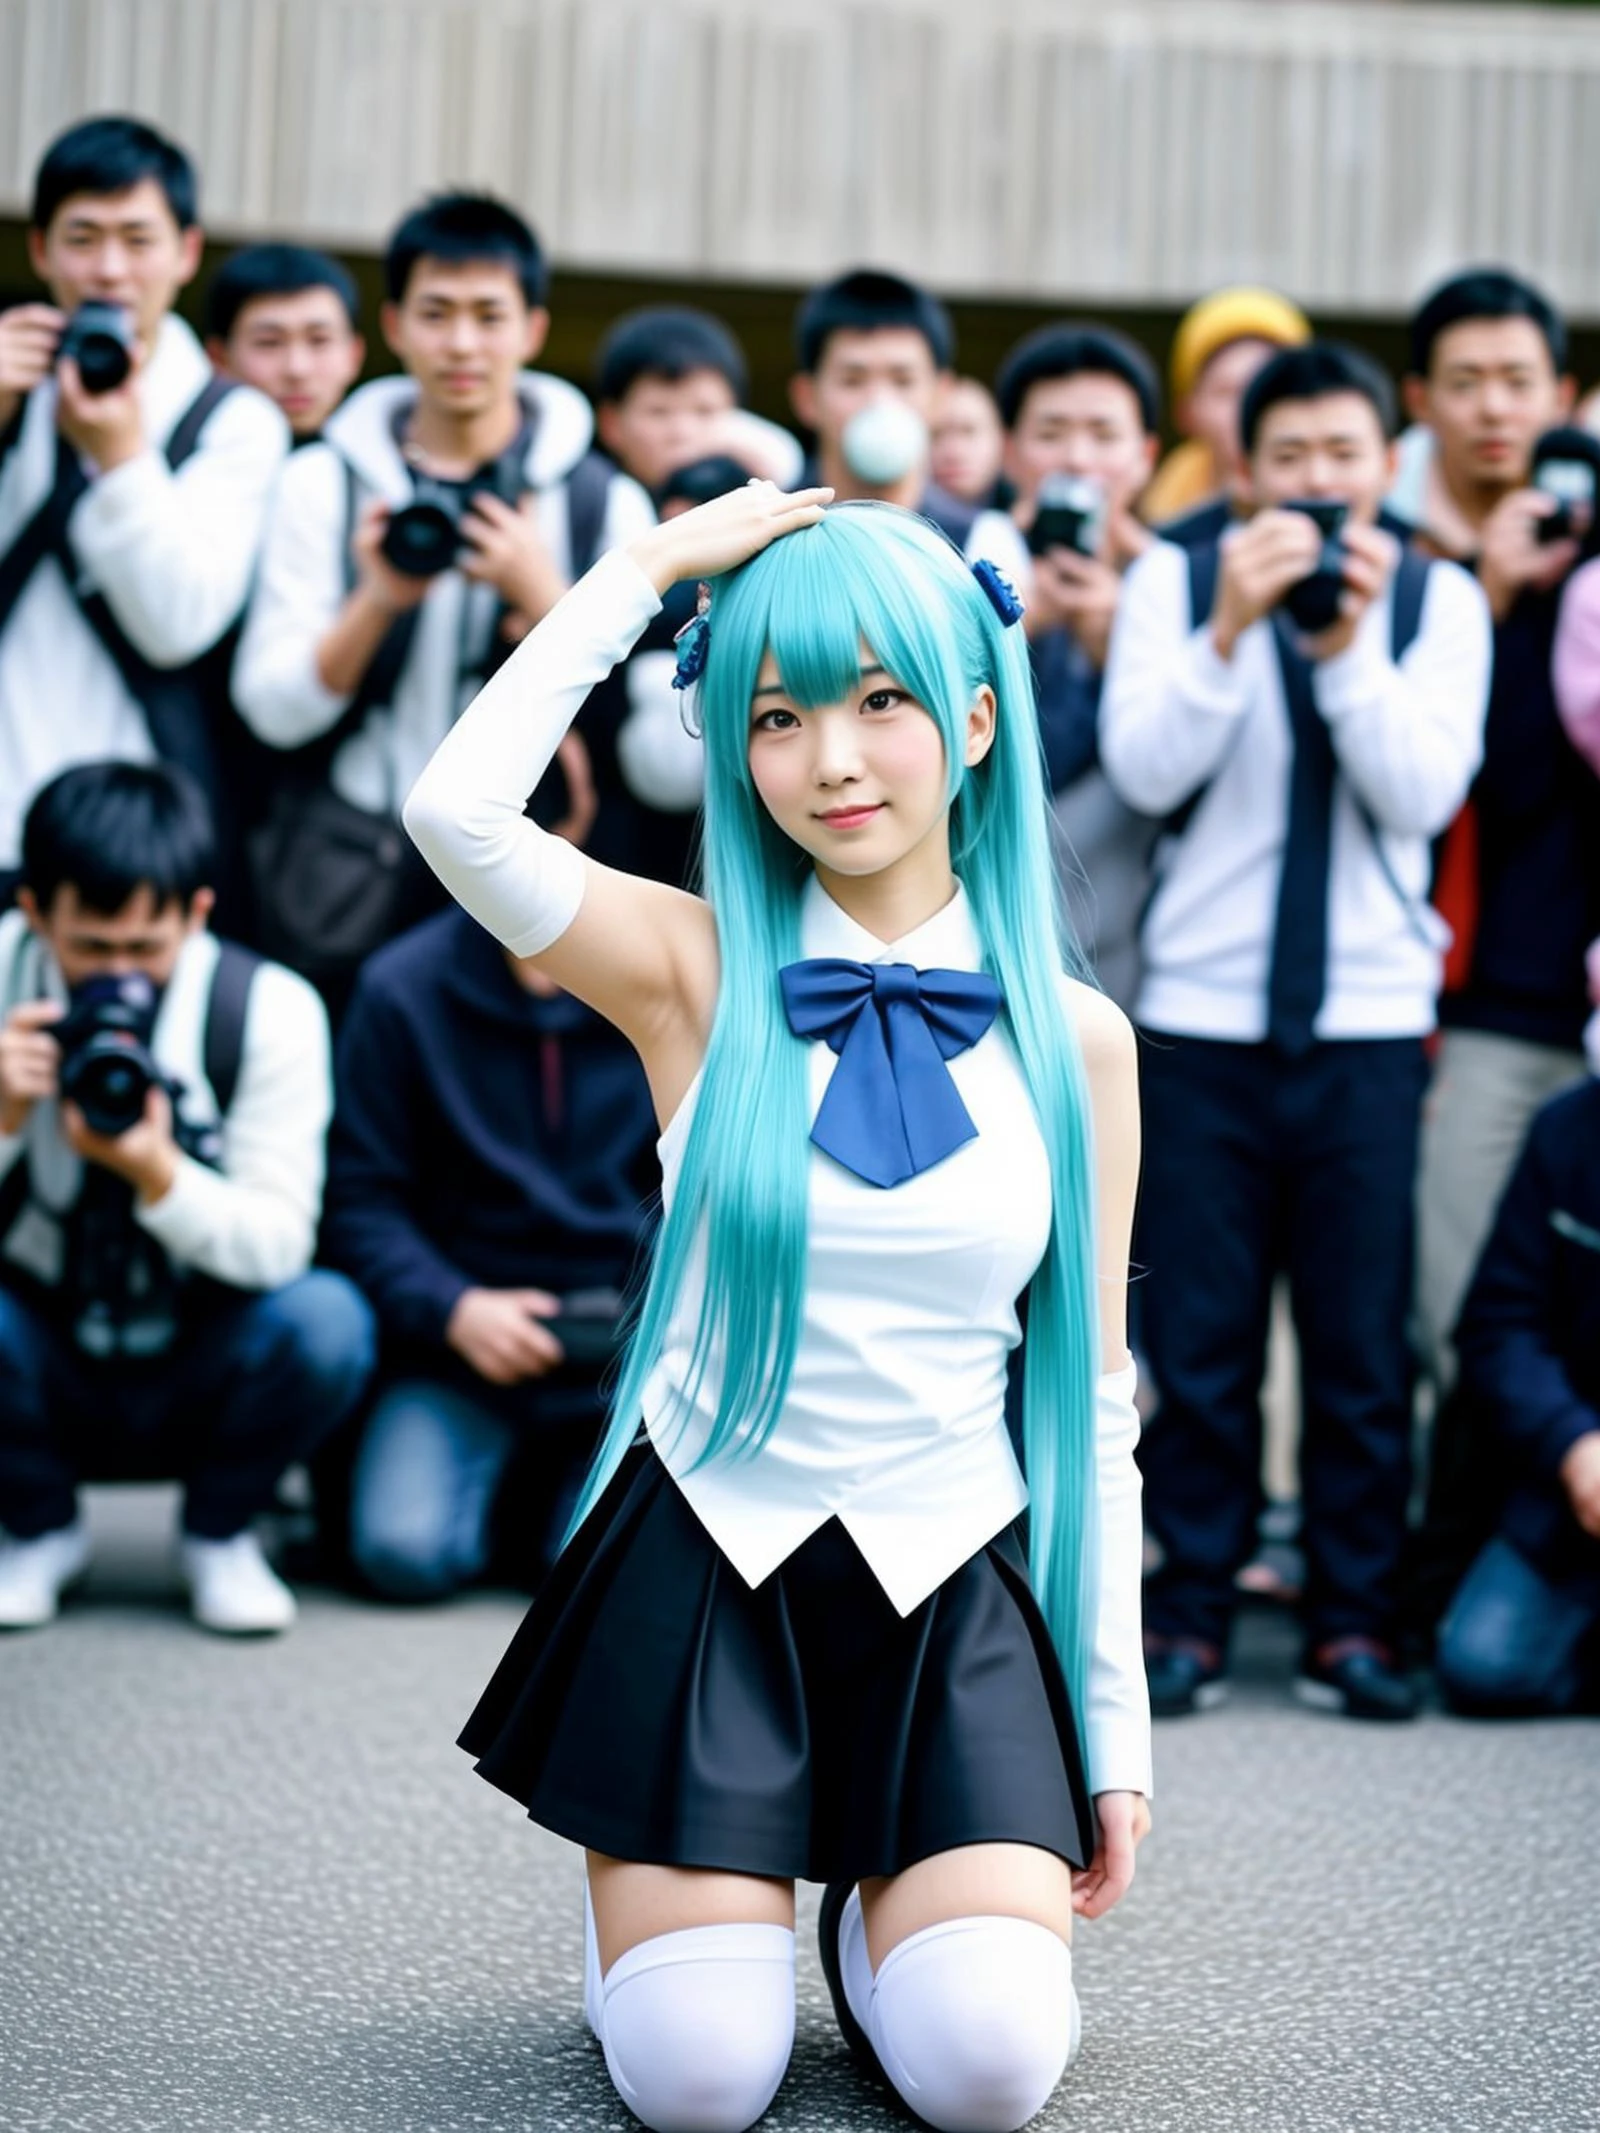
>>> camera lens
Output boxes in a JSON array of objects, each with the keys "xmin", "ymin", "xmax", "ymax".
[
  {"xmin": 58, "ymin": 302, "xmax": 135, "ymax": 395},
  {"xmin": 380, "ymin": 499, "xmax": 461, "ymax": 578}
]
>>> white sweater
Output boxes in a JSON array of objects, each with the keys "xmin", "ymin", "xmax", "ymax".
[
  {"xmin": 0, "ymin": 315, "xmax": 289, "ymax": 868},
  {"xmin": 1099, "ymin": 537, "xmax": 1491, "ymax": 1042},
  {"xmin": 0, "ymin": 913, "xmax": 332, "ymax": 1295},
  {"xmin": 232, "ymin": 372, "xmax": 654, "ymax": 816}
]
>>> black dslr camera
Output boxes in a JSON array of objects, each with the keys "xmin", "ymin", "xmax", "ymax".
[
  {"xmin": 380, "ymin": 457, "xmax": 524, "ymax": 579},
  {"xmin": 1027, "ymin": 473, "xmax": 1106, "ymax": 560},
  {"xmin": 55, "ymin": 973, "xmax": 167, "ymax": 1137},
  {"xmin": 1278, "ymin": 498, "xmax": 1350, "ymax": 634},
  {"xmin": 56, "ymin": 302, "xmax": 135, "ymax": 395},
  {"xmin": 1530, "ymin": 427, "xmax": 1600, "ymax": 551}
]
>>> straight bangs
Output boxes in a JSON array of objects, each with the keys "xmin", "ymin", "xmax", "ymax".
[{"xmin": 697, "ymin": 505, "xmax": 977, "ymax": 831}]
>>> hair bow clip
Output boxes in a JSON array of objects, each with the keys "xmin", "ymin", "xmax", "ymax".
[
  {"xmin": 672, "ymin": 581, "xmax": 712, "ymax": 692},
  {"xmin": 971, "ymin": 557, "xmax": 1026, "ymax": 628}
]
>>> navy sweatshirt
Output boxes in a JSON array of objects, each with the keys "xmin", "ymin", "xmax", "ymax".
[
  {"xmin": 1030, "ymin": 626, "xmax": 1102, "ymax": 794},
  {"xmin": 1455, "ymin": 1077, "xmax": 1600, "ymax": 1599},
  {"xmin": 321, "ymin": 908, "xmax": 658, "ymax": 1353},
  {"xmin": 1442, "ymin": 584, "xmax": 1600, "ymax": 1051}
]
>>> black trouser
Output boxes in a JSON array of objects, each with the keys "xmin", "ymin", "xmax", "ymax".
[
  {"xmin": 0, "ymin": 1271, "xmax": 375, "ymax": 1540},
  {"xmin": 1135, "ymin": 1032, "xmax": 1429, "ymax": 1655}
]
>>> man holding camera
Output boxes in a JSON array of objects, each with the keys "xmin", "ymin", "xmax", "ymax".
[
  {"xmin": 1101, "ymin": 343, "xmax": 1491, "ymax": 1718},
  {"xmin": 995, "ymin": 322, "xmax": 1162, "ymax": 1008},
  {"xmin": 0, "ymin": 763, "xmax": 375, "ymax": 1633},
  {"xmin": 0, "ymin": 117, "xmax": 288, "ymax": 907},
  {"xmin": 320, "ymin": 903, "xmax": 659, "ymax": 1602},
  {"xmin": 232, "ymin": 193, "xmax": 654, "ymax": 1009},
  {"xmin": 1402, "ymin": 271, "xmax": 1600, "ymax": 1397}
]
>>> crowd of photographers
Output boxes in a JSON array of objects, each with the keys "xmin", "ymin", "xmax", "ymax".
[{"xmin": 0, "ymin": 115, "xmax": 1596, "ymax": 1723}]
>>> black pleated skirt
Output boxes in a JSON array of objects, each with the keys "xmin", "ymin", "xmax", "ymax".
[{"xmin": 458, "ymin": 1443, "xmax": 1097, "ymax": 1882}]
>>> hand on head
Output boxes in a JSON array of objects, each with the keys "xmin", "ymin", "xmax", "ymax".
[{"xmin": 628, "ymin": 481, "xmax": 833, "ymax": 599}]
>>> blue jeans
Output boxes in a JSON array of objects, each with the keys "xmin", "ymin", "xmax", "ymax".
[
  {"xmin": 0, "ymin": 1270, "xmax": 377, "ymax": 1540},
  {"xmin": 1437, "ymin": 1536, "xmax": 1600, "ymax": 1715},
  {"xmin": 349, "ymin": 1378, "xmax": 596, "ymax": 1602}
]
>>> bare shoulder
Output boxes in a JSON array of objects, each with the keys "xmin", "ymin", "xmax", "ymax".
[{"xmin": 1058, "ymin": 974, "xmax": 1138, "ymax": 1086}]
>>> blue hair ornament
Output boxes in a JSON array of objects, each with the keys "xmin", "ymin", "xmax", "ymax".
[
  {"xmin": 971, "ymin": 557, "xmax": 1025, "ymax": 628},
  {"xmin": 671, "ymin": 581, "xmax": 713, "ymax": 691}
]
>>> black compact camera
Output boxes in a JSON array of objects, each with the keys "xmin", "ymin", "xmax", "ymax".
[
  {"xmin": 381, "ymin": 459, "xmax": 524, "ymax": 579},
  {"xmin": 1530, "ymin": 427, "xmax": 1600, "ymax": 550},
  {"xmin": 55, "ymin": 972, "xmax": 166, "ymax": 1137},
  {"xmin": 1027, "ymin": 473, "xmax": 1106, "ymax": 560},
  {"xmin": 56, "ymin": 301, "xmax": 135, "ymax": 395},
  {"xmin": 1278, "ymin": 497, "xmax": 1349, "ymax": 634},
  {"xmin": 547, "ymin": 1286, "xmax": 627, "ymax": 1370}
]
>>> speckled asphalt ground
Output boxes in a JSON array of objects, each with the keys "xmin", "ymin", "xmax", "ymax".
[{"xmin": 4, "ymin": 1484, "xmax": 1598, "ymax": 2133}]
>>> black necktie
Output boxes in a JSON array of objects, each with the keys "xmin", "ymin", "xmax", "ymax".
[{"xmin": 1266, "ymin": 620, "xmax": 1337, "ymax": 1056}]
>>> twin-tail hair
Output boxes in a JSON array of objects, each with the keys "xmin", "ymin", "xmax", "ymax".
[{"xmin": 568, "ymin": 502, "xmax": 1103, "ymax": 1725}]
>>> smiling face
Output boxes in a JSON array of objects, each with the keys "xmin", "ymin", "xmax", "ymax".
[{"xmin": 744, "ymin": 640, "xmax": 994, "ymax": 892}]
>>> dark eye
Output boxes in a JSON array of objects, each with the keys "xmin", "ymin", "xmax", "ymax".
[
  {"xmin": 862, "ymin": 689, "xmax": 902, "ymax": 713},
  {"xmin": 754, "ymin": 707, "xmax": 800, "ymax": 732}
]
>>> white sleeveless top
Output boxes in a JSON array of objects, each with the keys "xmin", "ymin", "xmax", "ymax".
[{"xmin": 641, "ymin": 873, "xmax": 1053, "ymax": 1616}]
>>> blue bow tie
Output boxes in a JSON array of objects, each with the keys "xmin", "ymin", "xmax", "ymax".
[{"xmin": 778, "ymin": 957, "xmax": 1003, "ymax": 1188}]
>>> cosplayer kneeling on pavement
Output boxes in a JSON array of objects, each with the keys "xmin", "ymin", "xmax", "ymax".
[{"xmin": 405, "ymin": 478, "xmax": 1152, "ymax": 2133}]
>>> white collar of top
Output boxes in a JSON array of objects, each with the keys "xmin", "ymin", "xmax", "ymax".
[{"xmin": 798, "ymin": 873, "xmax": 983, "ymax": 975}]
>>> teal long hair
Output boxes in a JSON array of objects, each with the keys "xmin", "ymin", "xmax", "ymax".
[{"xmin": 569, "ymin": 503, "xmax": 1102, "ymax": 1723}]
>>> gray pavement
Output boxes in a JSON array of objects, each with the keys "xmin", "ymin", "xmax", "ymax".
[{"xmin": 3, "ymin": 1484, "xmax": 1598, "ymax": 2133}]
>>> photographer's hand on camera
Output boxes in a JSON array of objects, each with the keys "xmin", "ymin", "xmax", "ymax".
[
  {"xmin": 0, "ymin": 303, "xmax": 67, "ymax": 430},
  {"xmin": 627, "ymin": 479, "xmax": 834, "ymax": 598},
  {"xmin": 59, "ymin": 1080, "xmax": 179, "ymax": 1207},
  {"xmin": 460, "ymin": 493, "xmax": 568, "ymax": 632},
  {"xmin": 1025, "ymin": 548, "xmax": 1123, "ymax": 667},
  {"xmin": 445, "ymin": 1286, "xmax": 567, "ymax": 1386},
  {"xmin": 315, "ymin": 501, "xmax": 433, "ymax": 697},
  {"xmin": 1210, "ymin": 509, "xmax": 1323, "ymax": 661},
  {"xmin": 0, "ymin": 999, "xmax": 65, "ymax": 1138},
  {"xmin": 1296, "ymin": 520, "xmax": 1397, "ymax": 663},
  {"xmin": 55, "ymin": 349, "xmax": 147, "ymax": 475},
  {"xmin": 1477, "ymin": 488, "xmax": 1581, "ymax": 623}
]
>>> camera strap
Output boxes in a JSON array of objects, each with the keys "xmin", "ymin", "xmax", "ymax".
[{"xmin": 0, "ymin": 377, "xmax": 240, "ymax": 806}]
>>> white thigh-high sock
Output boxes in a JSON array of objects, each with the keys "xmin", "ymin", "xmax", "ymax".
[
  {"xmin": 867, "ymin": 1915, "xmax": 1079, "ymax": 2133},
  {"xmin": 586, "ymin": 1908, "xmax": 795, "ymax": 2133}
]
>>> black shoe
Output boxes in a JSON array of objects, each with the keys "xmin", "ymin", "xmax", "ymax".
[
  {"xmin": 1144, "ymin": 1637, "xmax": 1228, "ymax": 1717},
  {"xmin": 1295, "ymin": 1637, "xmax": 1419, "ymax": 1721},
  {"xmin": 818, "ymin": 1883, "xmax": 882, "ymax": 2080}
]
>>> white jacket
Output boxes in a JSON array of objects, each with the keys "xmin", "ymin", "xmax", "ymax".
[
  {"xmin": 0, "ymin": 911, "xmax": 331, "ymax": 1295},
  {"xmin": 232, "ymin": 371, "xmax": 654, "ymax": 816},
  {"xmin": 1099, "ymin": 538, "xmax": 1491, "ymax": 1042},
  {"xmin": 0, "ymin": 315, "xmax": 289, "ymax": 868}
]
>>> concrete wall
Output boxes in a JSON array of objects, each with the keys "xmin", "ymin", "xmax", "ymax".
[{"xmin": 2, "ymin": 0, "xmax": 1599, "ymax": 317}]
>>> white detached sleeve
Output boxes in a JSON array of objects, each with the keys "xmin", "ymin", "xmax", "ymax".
[
  {"xmin": 1085, "ymin": 1359, "xmax": 1154, "ymax": 1799},
  {"xmin": 402, "ymin": 548, "xmax": 664, "ymax": 957}
]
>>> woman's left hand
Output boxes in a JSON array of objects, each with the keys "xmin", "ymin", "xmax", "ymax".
[{"xmin": 1072, "ymin": 1791, "xmax": 1151, "ymax": 1919}]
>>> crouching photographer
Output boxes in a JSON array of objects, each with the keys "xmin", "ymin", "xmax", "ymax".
[
  {"xmin": 320, "ymin": 900, "xmax": 660, "ymax": 1603},
  {"xmin": 0, "ymin": 762, "xmax": 375, "ymax": 1634}
]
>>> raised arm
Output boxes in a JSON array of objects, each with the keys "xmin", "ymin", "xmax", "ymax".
[{"xmin": 402, "ymin": 482, "xmax": 830, "ymax": 1116}]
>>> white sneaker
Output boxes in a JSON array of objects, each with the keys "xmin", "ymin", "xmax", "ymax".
[
  {"xmin": 179, "ymin": 1531, "xmax": 297, "ymax": 1635},
  {"xmin": 0, "ymin": 1519, "xmax": 91, "ymax": 1629}
]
